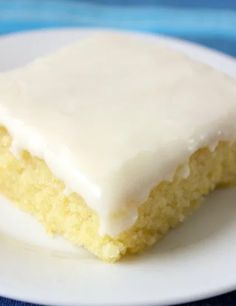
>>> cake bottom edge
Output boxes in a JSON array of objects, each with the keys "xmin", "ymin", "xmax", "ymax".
[{"xmin": 0, "ymin": 126, "xmax": 235, "ymax": 262}]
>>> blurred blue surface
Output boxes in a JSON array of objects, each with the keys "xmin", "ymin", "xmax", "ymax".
[
  {"xmin": 0, "ymin": 0, "xmax": 236, "ymax": 305},
  {"xmin": 0, "ymin": 0, "xmax": 236, "ymax": 56}
]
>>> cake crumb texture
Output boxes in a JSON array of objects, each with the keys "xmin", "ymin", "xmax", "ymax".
[{"xmin": 0, "ymin": 126, "xmax": 235, "ymax": 262}]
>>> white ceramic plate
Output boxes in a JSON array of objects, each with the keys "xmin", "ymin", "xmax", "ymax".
[{"xmin": 0, "ymin": 29, "xmax": 236, "ymax": 306}]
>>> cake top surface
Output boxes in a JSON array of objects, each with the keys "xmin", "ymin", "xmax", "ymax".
[{"xmin": 0, "ymin": 32, "xmax": 236, "ymax": 236}]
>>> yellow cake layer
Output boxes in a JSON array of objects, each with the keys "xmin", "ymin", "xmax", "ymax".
[{"xmin": 0, "ymin": 126, "xmax": 236, "ymax": 262}]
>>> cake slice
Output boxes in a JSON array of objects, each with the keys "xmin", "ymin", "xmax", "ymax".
[{"xmin": 0, "ymin": 32, "xmax": 236, "ymax": 262}]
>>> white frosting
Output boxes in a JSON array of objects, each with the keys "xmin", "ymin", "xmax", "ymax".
[{"xmin": 0, "ymin": 32, "xmax": 236, "ymax": 237}]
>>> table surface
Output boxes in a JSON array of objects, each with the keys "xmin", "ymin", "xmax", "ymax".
[{"xmin": 0, "ymin": 0, "xmax": 235, "ymax": 305}]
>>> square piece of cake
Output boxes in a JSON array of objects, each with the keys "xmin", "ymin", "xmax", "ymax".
[{"xmin": 0, "ymin": 32, "xmax": 236, "ymax": 262}]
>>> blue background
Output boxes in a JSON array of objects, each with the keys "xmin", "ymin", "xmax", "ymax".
[
  {"xmin": 0, "ymin": 0, "xmax": 236, "ymax": 56},
  {"xmin": 0, "ymin": 0, "xmax": 236, "ymax": 305}
]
